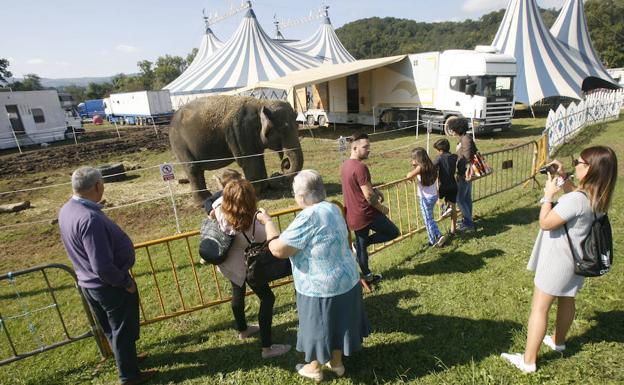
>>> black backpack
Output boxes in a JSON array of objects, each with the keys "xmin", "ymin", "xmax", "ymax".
[{"xmin": 564, "ymin": 212, "xmax": 613, "ymax": 277}]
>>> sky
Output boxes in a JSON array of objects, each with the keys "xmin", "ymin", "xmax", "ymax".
[{"xmin": 1, "ymin": 0, "xmax": 563, "ymax": 79}]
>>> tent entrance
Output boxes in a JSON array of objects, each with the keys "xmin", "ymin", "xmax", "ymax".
[
  {"xmin": 347, "ymin": 74, "xmax": 359, "ymax": 113},
  {"xmin": 5, "ymin": 105, "xmax": 25, "ymax": 134}
]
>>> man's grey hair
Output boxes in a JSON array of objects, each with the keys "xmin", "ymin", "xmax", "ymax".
[
  {"xmin": 293, "ymin": 169, "xmax": 326, "ymax": 205},
  {"xmin": 72, "ymin": 167, "xmax": 102, "ymax": 193}
]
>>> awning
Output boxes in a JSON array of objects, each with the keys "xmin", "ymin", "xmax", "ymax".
[{"xmin": 238, "ymin": 55, "xmax": 407, "ymax": 92}]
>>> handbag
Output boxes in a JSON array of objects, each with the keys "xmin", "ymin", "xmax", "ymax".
[
  {"xmin": 242, "ymin": 214, "xmax": 292, "ymax": 286},
  {"xmin": 465, "ymin": 152, "xmax": 492, "ymax": 181},
  {"xmin": 198, "ymin": 216, "xmax": 233, "ymax": 265}
]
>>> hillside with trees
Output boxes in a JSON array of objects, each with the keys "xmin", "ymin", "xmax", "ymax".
[{"xmin": 336, "ymin": 0, "xmax": 623, "ymax": 68}]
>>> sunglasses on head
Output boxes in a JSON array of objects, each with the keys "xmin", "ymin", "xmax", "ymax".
[{"xmin": 572, "ymin": 158, "xmax": 588, "ymax": 167}]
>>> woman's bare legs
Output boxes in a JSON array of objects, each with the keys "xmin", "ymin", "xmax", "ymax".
[
  {"xmin": 553, "ymin": 296, "xmax": 575, "ymax": 346},
  {"xmin": 524, "ymin": 286, "xmax": 556, "ymax": 364}
]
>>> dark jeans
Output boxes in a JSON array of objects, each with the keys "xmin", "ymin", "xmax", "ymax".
[
  {"xmin": 82, "ymin": 285, "xmax": 140, "ymax": 383},
  {"xmin": 456, "ymin": 178, "xmax": 474, "ymax": 227},
  {"xmin": 354, "ymin": 213, "xmax": 400, "ymax": 275},
  {"xmin": 230, "ymin": 280, "xmax": 275, "ymax": 348}
]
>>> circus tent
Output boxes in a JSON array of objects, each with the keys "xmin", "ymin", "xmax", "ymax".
[
  {"xmin": 164, "ymin": 25, "xmax": 223, "ymax": 91},
  {"xmin": 286, "ymin": 12, "xmax": 355, "ymax": 64},
  {"xmin": 164, "ymin": 7, "xmax": 322, "ymax": 105},
  {"xmin": 492, "ymin": 0, "xmax": 616, "ymax": 104},
  {"xmin": 550, "ymin": 0, "xmax": 613, "ymax": 80}
]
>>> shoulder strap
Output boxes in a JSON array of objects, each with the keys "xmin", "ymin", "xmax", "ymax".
[
  {"xmin": 242, "ymin": 212, "xmax": 262, "ymax": 244},
  {"xmin": 563, "ymin": 223, "xmax": 579, "ymax": 264}
]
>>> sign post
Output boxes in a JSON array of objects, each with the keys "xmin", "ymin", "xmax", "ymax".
[
  {"xmin": 338, "ymin": 136, "xmax": 347, "ymax": 163},
  {"xmin": 160, "ymin": 163, "xmax": 181, "ymax": 233},
  {"xmin": 426, "ymin": 120, "xmax": 432, "ymax": 154}
]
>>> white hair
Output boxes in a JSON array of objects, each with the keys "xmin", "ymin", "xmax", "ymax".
[
  {"xmin": 292, "ymin": 169, "xmax": 326, "ymax": 205},
  {"xmin": 71, "ymin": 167, "xmax": 102, "ymax": 193}
]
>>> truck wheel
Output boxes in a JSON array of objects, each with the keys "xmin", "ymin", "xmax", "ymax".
[
  {"xmin": 444, "ymin": 116, "xmax": 458, "ymax": 136},
  {"xmin": 306, "ymin": 115, "xmax": 315, "ymax": 126},
  {"xmin": 318, "ymin": 115, "xmax": 327, "ymax": 127},
  {"xmin": 396, "ymin": 112, "xmax": 407, "ymax": 129}
]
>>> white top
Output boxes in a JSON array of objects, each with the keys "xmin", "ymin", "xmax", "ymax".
[{"xmin": 417, "ymin": 175, "xmax": 438, "ymax": 199}]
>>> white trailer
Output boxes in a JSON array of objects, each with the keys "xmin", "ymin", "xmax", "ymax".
[
  {"xmin": 242, "ymin": 48, "xmax": 517, "ymax": 135},
  {"xmin": 0, "ymin": 90, "xmax": 70, "ymax": 150},
  {"xmin": 373, "ymin": 48, "xmax": 517, "ymax": 134},
  {"xmin": 105, "ymin": 90, "xmax": 174, "ymax": 125}
]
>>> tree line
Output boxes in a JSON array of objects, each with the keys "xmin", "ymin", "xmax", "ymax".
[
  {"xmin": 336, "ymin": 0, "xmax": 623, "ymax": 68},
  {"xmin": 0, "ymin": 49, "xmax": 198, "ymax": 103}
]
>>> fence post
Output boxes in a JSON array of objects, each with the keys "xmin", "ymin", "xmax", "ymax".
[{"xmin": 71, "ymin": 125, "xmax": 78, "ymax": 145}]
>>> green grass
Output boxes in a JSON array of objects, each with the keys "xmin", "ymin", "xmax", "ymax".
[{"xmin": 0, "ymin": 117, "xmax": 623, "ymax": 384}]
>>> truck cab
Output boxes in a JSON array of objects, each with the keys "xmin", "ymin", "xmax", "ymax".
[{"xmin": 435, "ymin": 48, "xmax": 516, "ymax": 134}]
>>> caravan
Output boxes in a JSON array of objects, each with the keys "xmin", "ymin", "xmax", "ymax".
[{"xmin": 0, "ymin": 90, "xmax": 70, "ymax": 150}]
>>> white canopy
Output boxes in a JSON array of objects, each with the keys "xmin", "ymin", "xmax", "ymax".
[
  {"xmin": 286, "ymin": 15, "xmax": 355, "ymax": 64},
  {"xmin": 164, "ymin": 8, "xmax": 322, "ymax": 96},
  {"xmin": 550, "ymin": 0, "xmax": 613, "ymax": 80},
  {"xmin": 164, "ymin": 26, "xmax": 223, "ymax": 90},
  {"xmin": 492, "ymin": 0, "xmax": 616, "ymax": 104}
]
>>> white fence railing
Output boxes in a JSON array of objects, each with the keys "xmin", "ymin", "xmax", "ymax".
[{"xmin": 544, "ymin": 89, "xmax": 624, "ymax": 155}]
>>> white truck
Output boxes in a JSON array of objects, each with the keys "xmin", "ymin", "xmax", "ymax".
[
  {"xmin": 104, "ymin": 90, "xmax": 174, "ymax": 125},
  {"xmin": 372, "ymin": 47, "xmax": 517, "ymax": 134}
]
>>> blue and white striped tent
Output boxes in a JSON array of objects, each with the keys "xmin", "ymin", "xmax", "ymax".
[
  {"xmin": 164, "ymin": 25, "xmax": 223, "ymax": 91},
  {"xmin": 492, "ymin": 0, "xmax": 616, "ymax": 105},
  {"xmin": 550, "ymin": 0, "xmax": 613, "ymax": 80},
  {"xmin": 286, "ymin": 15, "xmax": 355, "ymax": 64},
  {"xmin": 165, "ymin": 8, "xmax": 322, "ymax": 98}
]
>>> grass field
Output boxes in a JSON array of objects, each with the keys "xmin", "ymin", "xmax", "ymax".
[{"xmin": 0, "ymin": 117, "xmax": 622, "ymax": 384}]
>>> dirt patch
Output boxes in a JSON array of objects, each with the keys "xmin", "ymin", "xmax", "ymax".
[{"xmin": 0, "ymin": 126, "xmax": 171, "ymax": 178}]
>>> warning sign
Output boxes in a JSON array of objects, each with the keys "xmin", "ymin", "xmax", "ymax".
[{"xmin": 160, "ymin": 163, "xmax": 175, "ymax": 181}]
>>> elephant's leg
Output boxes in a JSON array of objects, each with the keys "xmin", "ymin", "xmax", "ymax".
[
  {"xmin": 183, "ymin": 162, "xmax": 211, "ymax": 206},
  {"xmin": 238, "ymin": 156, "xmax": 269, "ymax": 194}
]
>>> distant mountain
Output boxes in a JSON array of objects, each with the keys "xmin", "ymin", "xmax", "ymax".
[{"xmin": 9, "ymin": 74, "xmax": 138, "ymax": 88}]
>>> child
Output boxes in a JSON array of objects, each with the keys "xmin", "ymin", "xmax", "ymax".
[
  {"xmin": 433, "ymin": 138, "xmax": 458, "ymax": 234},
  {"xmin": 406, "ymin": 147, "xmax": 447, "ymax": 247}
]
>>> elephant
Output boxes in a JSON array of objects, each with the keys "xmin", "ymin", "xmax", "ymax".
[{"xmin": 169, "ymin": 95, "xmax": 304, "ymax": 205}]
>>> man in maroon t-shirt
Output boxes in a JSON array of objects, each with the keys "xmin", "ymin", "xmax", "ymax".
[{"xmin": 340, "ymin": 133, "xmax": 399, "ymax": 285}]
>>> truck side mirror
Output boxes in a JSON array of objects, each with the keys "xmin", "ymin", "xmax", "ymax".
[{"xmin": 465, "ymin": 83, "xmax": 477, "ymax": 97}]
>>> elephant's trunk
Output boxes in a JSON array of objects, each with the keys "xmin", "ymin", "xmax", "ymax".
[{"xmin": 281, "ymin": 147, "xmax": 304, "ymax": 176}]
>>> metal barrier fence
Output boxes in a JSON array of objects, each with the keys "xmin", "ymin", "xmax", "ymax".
[
  {"xmin": 0, "ymin": 264, "xmax": 110, "ymax": 366},
  {"xmin": 130, "ymin": 202, "xmax": 344, "ymax": 325}
]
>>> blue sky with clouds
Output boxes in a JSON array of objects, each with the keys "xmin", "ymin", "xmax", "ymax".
[{"xmin": 1, "ymin": 0, "xmax": 563, "ymax": 78}]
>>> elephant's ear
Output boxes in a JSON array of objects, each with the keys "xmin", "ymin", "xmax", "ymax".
[{"xmin": 260, "ymin": 106, "xmax": 274, "ymax": 142}]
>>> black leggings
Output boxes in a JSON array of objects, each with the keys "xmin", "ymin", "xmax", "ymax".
[{"xmin": 230, "ymin": 280, "xmax": 275, "ymax": 348}]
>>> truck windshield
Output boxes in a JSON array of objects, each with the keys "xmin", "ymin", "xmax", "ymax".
[{"xmin": 476, "ymin": 76, "xmax": 514, "ymax": 97}]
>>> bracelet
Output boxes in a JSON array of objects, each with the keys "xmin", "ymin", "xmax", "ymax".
[{"xmin": 540, "ymin": 197, "xmax": 553, "ymax": 205}]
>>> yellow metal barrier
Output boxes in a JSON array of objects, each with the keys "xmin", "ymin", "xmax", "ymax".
[{"xmin": 130, "ymin": 202, "xmax": 345, "ymax": 326}]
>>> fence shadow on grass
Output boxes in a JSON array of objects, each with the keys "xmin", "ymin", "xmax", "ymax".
[
  {"xmin": 346, "ymin": 289, "xmax": 522, "ymax": 383},
  {"xmin": 565, "ymin": 310, "xmax": 624, "ymax": 355},
  {"xmin": 471, "ymin": 205, "xmax": 541, "ymax": 239}
]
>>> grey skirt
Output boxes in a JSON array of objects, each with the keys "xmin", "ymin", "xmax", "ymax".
[{"xmin": 296, "ymin": 282, "xmax": 371, "ymax": 364}]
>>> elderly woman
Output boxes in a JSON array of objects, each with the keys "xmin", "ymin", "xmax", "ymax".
[
  {"xmin": 213, "ymin": 178, "xmax": 291, "ymax": 359},
  {"xmin": 502, "ymin": 146, "xmax": 618, "ymax": 372},
  {"xmin": 257, "ymin": 169, "xmax": 370, "ymax": 381}
]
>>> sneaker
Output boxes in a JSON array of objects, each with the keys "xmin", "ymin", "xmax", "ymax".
[
  {"xmin": 364, "ymin": 273, "xmax": 382, "ymax": 285},
  {"xmin": 543, "ymin": 335, "xmax": 566, "ymax": 352},
  {"xmin": 262, "ymin": 343, "xmax": 291, "ymax": 359},
  {"xmin": 238, "ymin": 325, "xmax": 260, "ymax": 340},
  {"xmin": 457, "ymin": 223, "xmax": 476, "ymax": 233},
  {"xmin": 500, "ymin": 353, "xmax": 536, "ymax": 373},
  {"xmin": 434, "ymin": 234, "xmax": 448, "ymax": 248}
]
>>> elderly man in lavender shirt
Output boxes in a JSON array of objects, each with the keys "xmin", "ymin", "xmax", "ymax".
[{"xmin": 58, "ymin": 167, "xmax": 156, "ymax": 385}]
